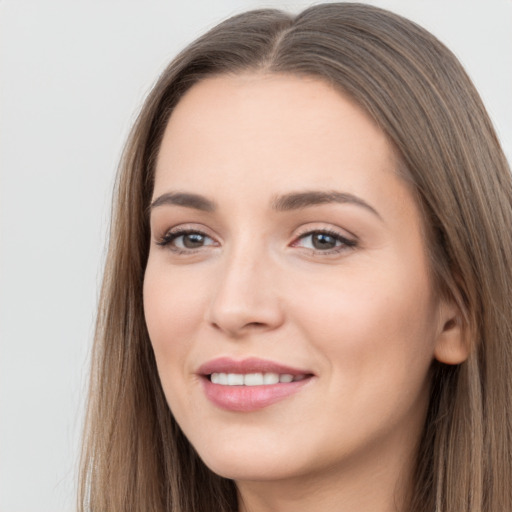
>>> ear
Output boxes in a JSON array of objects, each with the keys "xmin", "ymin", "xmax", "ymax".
[{"xmin": 433, "ymin": 301, "xmax": 470, "ymax": 365}]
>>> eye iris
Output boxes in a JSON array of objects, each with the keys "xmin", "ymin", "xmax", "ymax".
[
  {"xmin": 312, "ymin": 233, "xmax": 337, "ymax": 250},
  {"xmin": 183, "ymin": 233, "xmax": 205, "ymax": 248}
]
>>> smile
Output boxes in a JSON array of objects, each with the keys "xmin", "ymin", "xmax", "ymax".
[
  {"xmin": 198, "ymin": 357, "xmax": 314, "ymax": 412},
  {"xmin": 209, "ymin": 372, "xmax": 308, "ymax": 385}
]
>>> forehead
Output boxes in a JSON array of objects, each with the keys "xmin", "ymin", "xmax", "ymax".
[
  {"xmin": 160, "ymin": 73, "xmax": 390, "ymax": 161},
  {"xmin": 153, "ymin": 73, "xmax": 410, "ymax": 216}
]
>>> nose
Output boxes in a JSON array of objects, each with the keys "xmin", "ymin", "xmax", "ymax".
[{"xmin": 206, "ymin": 244, "xmax": 285, "ymax": 338}]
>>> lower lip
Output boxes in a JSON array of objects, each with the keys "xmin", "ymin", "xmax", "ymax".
[{"xmin": 201, "ymin": 377, "xmax": 312, "ymax": 412}]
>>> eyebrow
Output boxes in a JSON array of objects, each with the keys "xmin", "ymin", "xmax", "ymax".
[
  {"xmin": 150, "ymin": 189, "xmax": 381, "ymax": 219},
  {"xmin": 271, "ymin": 190, "xmax": 382, "ymax": 219},
  {"xmin": 150, "ymin": 192, "xmax": 216, "ymax": 212}
]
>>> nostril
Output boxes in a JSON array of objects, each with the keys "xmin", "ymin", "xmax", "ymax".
[
  {"xmin": 210, "ymin": 320, "xmax": 268, "ymax": 334},
  {"xmin": 247, "ymin": 322, "xmax": 265, "ymax": 328}
]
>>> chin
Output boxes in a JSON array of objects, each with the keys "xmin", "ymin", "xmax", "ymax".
[
  {"xmin": 193, "ymin": 439, "xmax": 308, "ymax": 482},
  {"xmin": 204, "ymin": 459, "xmax": 302, "ymax": 483}
]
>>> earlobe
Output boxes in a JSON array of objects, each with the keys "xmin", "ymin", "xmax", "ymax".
[{"xmin": 433, "ymin": 305, "xmax": 470, "ymax": 365}]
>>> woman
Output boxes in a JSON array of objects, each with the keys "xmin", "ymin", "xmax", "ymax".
[{"xmin": 79, "ymin": 3, "xmax": 512, "ymax": 511}]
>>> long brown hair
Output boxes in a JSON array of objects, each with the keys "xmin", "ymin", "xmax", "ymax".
[{"xmin": 79, "ymin": 3, "xmax": 512, "ymax": 511}]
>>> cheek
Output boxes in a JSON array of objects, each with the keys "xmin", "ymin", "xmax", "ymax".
[
  {"xmin": 143, "ymin": 261, "xmax": 213, "ymax": 421},
  {"xmin": 291, "ymin": 257, "xmax": 439, "ymax": 387},
  {"xmin": 143, "ymin": 260, "xmax": 207, "ymax": 367},
  {"xmin": 293, "ymin": 271, "xmax": 438, "ymax": 445}
]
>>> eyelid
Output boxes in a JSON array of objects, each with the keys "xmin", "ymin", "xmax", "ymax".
[
  {"xmin": 152, "ymin": 222, "xmax": 357, "ymax": 256},
  {"xmin": 293, "ymin": 222, "xmax": 356, "ymax": 240},
  {"xmin": 290, "ymin": 225, "xmax": 358, "ymax": 254},
  {"xmin": 154, "ymin": 223, "xmax": 220, "ymax": 252},
  {"xmin": 154, "ymin": 222, "xmax": 216, "ymax": 239}
]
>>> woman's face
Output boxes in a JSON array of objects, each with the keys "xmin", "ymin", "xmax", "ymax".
[{"xmin": 144, "ymin": 74, "xmax": 462, "ymax": 487}]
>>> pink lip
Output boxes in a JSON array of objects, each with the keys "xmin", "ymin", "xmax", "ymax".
[
  {"xmin": 197, "ymin": 357, "xmax": 310, "ymax": 376},
  {"xmin": 197, "ymin": 357, "xmax": 314, "ymax": 412}
]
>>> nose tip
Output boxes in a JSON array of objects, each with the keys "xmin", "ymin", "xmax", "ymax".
[
  {"xmin": 209, "ymin": 313, "xmax": 274, "ymax": 337},
  {"xmin": 206, "ymin": 258, "xmax": 285, "ymax": 338}
]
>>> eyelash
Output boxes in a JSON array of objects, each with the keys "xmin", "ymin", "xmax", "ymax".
[
  {"xmin": 156, "ymin": 228, "xmax": 216, "ymax": 254},
  {"xmin": 292, "ymin": 229, "xmax": 357, "ymax": 255},
  {"xmin": 155, "ymin": 227, "xmax": 357, "ymax": 255}
]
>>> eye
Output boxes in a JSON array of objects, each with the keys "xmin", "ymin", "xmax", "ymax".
[
  {"xmin": 156, "ymin": 229, "xmax": 218, "ymax": 252},
  {"xmin": 292, "ymin": 230, "xmax": 357, "ymax": 253}
]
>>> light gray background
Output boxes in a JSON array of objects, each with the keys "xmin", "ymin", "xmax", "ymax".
[{"xmin": 1, "ymin": 1, "xmax": 511, "ymax": 511}]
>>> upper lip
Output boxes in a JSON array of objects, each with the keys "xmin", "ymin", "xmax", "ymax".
[{"xmin": 197, "ymin": 357, "xmax": 313, "ymax": 376}]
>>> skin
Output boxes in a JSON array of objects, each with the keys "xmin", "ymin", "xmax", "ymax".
[{"xmin": 143, "ymin": 73, "xmax": 467, "ymax": 512}]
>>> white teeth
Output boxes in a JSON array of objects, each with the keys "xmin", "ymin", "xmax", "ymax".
[
  {"xmin": 244, "ymin": 373, "xmax": 265, "ymax": 386},
  {"xmin": 227, "ymin": 373, "xmax": 244, "ymax": 385},
  {"xmin": 210, "ymin": 372, "xmax": 303, "ymax": 386},
  {"xmin": 263, "ymin": 373, "xmax": 279, "ymax": 385}
]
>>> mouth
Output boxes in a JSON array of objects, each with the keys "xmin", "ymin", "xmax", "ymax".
[
  {"xmin": 197, "ymin": 357, "xmax": 314, "ymax": 412},
  {"xmin": 208, "ymin": 372, "xmax": 309, "ymax": 385}
]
